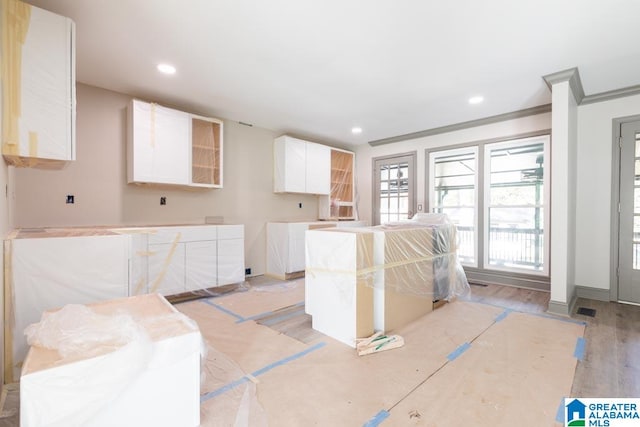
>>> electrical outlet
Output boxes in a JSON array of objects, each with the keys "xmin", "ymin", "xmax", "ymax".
[
  {"xmin": 160, "ymin": 197, "xmax": 167, "ymax": 205},
  {"xmin": 298, "ymin": 202, "xmax": 303, "ymax": 208},
  {"xmin": 66, "ymin": 195, "xmax": 74, "ymax": 204},
  {"xmin": 245, "ymin": 268, "xmax": 251, "ymax": 276},
  {"xmin": 418, "ymin": 204, "xmax": 423, "ymax": 211}
]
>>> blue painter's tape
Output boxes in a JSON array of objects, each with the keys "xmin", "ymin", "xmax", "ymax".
[
  {"xmin": 556, "ymin": 397, "xmax": 566, "ymax": 423},
  {"xmin": 201, "ymin": 341, "xmax": 327, "ymax": 405},
  {"xmin": 464, "ymin": 300, "xmax": 587, "ymax": 326},
  {"xmin": 447, "ymin": 342, "xmax": 471, "ymax": 361},
  {"xmin": 200, "ymin": 377, "xmax": 249, "ymax": 403},
  {"xmin": 236, "ymin": 301, "xmax": 306, "ymax": 324},
  {"xmin": 574, "ymin": 337, "xmax": 586, "ymax": 360},
  {"xmin": 252, "ymin": 341, "xmax": 326, "ymax": 377},
  {"xmin": 363, "ymin": 410, "xmax": 390, "ymax": 427},
  {"xmin": 200, "ymin": 299, "xmax": 245, "ymax": 322},
  {"xmin": 494, "ymin": 309, "xmax": 511, "ymax": 322}
]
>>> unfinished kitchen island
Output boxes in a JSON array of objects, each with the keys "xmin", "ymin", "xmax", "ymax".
[{"xmin": 305, "ymin": 215, "xmax": 469, "ymax": 347}]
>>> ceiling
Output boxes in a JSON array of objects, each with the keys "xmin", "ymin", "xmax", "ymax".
[{"xmin": 26, "ymin": 0, "xmax": 640, "ymax": 146}]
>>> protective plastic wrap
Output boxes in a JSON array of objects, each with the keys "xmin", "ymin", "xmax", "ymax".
[
  {"xmin": 319, "ymin": 148, "xmax": 358, "ymax": 220},
  {"xmin": 305, "ymin": 214, "xmax": 469, "ymax": 341},
  {"xmin": 20, "ymin": 294, "xmax": 202, "ymax": 427}
]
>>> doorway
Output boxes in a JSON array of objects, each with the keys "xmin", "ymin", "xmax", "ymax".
[
  {"xmin": 618, "ymin": 119, "xmax": 640, "ymax": 304},
  {"xmin": 372, "ymin": 152, "xmax": 416, "ymax": 225}
]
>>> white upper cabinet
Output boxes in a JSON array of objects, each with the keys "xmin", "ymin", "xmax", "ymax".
[
  {"xmin": 128, "ymin": 100, "xmax": 191, "ymax": 185},
  {"xmin": 273, "ymin": 135, "xmax": 330, "ymax": 195},
  {"xmin": 127, "ymin": 99, "xmax": 223, "ymax": 188},
  {"xmin": 1, "ymin": 1, "xmax": 76, "ymax": 166}
]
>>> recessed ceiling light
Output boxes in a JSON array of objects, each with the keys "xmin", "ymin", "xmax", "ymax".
[
  {"xmin": 468, "ymin": 96, "xmax": 484, "ymax": 104},
  {"xmin": 351, "ymin": 127, "xmax": 363, "ymax": 134},
  {"xmin": 157, "ymin": 63, "xmax": 176, "ymax": 75}
]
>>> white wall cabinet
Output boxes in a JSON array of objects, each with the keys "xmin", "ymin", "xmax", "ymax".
[
  {"xmin": 319, "ymin": 148, "xmax": 357, "ymax": 220},
  {"xmin": 1, "ymin": 2, "xmax": 75, "ymax": 166},
  {"xmin": 128, "ymin": 100, "xmax": 223, "ymax": 188},
  {"xmin": 273, "ymin": 135, "xmax": 330, "ymax": 195}
]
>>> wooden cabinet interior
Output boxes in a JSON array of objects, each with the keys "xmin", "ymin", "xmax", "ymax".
[
  {"xmin": 330, "ymin": 149, "xmax": 354, "ymax": 219},
  {"xmin": 191, "ymin": 117, "xmax": 221, "ymax": 186}
]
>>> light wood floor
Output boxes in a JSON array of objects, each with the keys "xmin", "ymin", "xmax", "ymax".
[{"xmin": 0, "ymin": 279, "xmax": 638, "ymax": 425}]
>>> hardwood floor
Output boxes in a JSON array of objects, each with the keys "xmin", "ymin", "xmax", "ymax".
[{"xmin": 462, "ymin": 282, "xmax": 640, "ymax": 399}]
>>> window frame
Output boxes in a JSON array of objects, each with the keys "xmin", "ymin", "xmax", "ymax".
[
  {"xmin": 428, "ymin": 146, "xmax": 479, "ymax": 268},
  {"xmin": 483, "ymin": 135, "xmax": 551, "ymax": 276},
  {"xmin": 425, "ymin": 132, "xmax": 551, "ymax": 282}
]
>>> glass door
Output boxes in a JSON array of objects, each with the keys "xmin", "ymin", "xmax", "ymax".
[{"xmin": 373, "ymin": 153, "xmax": 416, "ymax": 225}]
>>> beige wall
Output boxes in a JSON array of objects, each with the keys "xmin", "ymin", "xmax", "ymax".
[{"xmin": 13, "ymin": 83, "xmax": 326, "ymax": 275}]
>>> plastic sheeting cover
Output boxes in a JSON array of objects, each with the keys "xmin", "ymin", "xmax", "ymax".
[
  {"xmin": 306, "ymin": 213, "xmax": 470, "ymax": 301},
  {"xmin": 22, "ymin": 304, "xmax": 153, "ymax": 426}
]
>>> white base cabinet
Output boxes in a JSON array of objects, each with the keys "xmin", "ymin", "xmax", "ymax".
[
  {"xmin": 266, "ymin": 221, "xmax": 366, "ymax": 279},
  {"xmin": 4, "ymin": 224, "xmax": 244, "ymax": 382}
]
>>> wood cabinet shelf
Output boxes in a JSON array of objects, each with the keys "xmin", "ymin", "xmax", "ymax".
[{"xmin": 319, "ymin": 148, "xmax": 356, "ymax": 220}]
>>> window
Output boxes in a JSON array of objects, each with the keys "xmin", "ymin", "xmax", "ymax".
[
  {"xmin": 484, "ymin": 137, "xmax": 549, "ymax": 274},
  {"xmin": 373, "ymin": 153, "xmax": 416, "ymax": 225},
  {"xmin": 429, "ymin": 147, "xmax": 478, "ymax": 266},
  {"xmin": 427, "ymin": 134, "xmax": 550, "ymax": 276}
]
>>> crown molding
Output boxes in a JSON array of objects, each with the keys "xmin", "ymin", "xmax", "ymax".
[
  {"xmin": 542, "ymin": 67, "xmax": 585, "ymax": 104},
  {"xmin": 368, "ymin": 104, "xmax": 551, "ymax": 147}
]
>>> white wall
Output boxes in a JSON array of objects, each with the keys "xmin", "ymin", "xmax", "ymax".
[
  {"xmin": 354, "ymin": 113, "xmax": 552, "ymax": 226},
  {"xmin": 575, "ymin": 93, "xmax": 640, "ymax": 291},
  {"xmin": 12, "ymin": 83, "xmax": 331, "ymax": 276}
]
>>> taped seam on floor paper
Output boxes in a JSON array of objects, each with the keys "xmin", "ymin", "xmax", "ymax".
[
  {"xmin": 447, "ymin": 342, "xmax": 470, "ymax": 361},
  {"xmin": 494, "ymin": 309, "xmax": 511, "ymax": 322},
  {"xmin": 236, "ymin": 301, "xmax": 305, "ymax": 324},
  {"xmin": 200, "ymin": 299, "xmax": 245, "ymax": 322},
  {"xmin": 464, "ymin": 300, "xmax": 587, "ymax": 326},
  {"xmin": 556, "ymin": 397, "xmax": 565, "ymax": 422},
  {"xmin": 200, "ymin": 341, "xmax": 327, "ymax": 403},
  {"xmin": 252, "ymin": 341, "xmax": 326, "ymax": 377},
  {"xmin": 574, "ymin": 337, "xmax": 586, "ymax": 360},
  {"xmin": 363, "ymin": 410, "xmax": 390, "ymax": 427}
]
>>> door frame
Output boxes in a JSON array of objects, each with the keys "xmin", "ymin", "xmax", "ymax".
[
  {"xmin": 371, "ymin": 151, "xmax": 417, "ymax": 226},
  {"xmin": 610, "ymin": 114, "xmax": 640, "ymax": 302}
]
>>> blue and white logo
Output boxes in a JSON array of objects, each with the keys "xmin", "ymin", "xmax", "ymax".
[{"xmin": 564, "ymin": 398, "xmax": 640, "ymax": 426}]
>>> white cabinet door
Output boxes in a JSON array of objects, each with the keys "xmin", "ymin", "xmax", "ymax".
[
  {"xmin": 288, "ymin": 223, "xmax": 309, "ymax": 273},
  {"xmin": 185, "ymin": 241, "xmax": 218, "ymax": 291},
  {"xmin": 129, "ymin": 100, "xmax": 190, "ymax": 185},
  {"xmin": 274, "ymin": 136, "xmax": 306, "ymax": 193},
  {"xmin": 305, "ymin": 142, "xmax": 331, "ymax": 195},
  {"xmin": 218, "ymin": 238, "xmax": 245, "ymax": 286},
  {"xmin": 148, "ymin": 243, "xmax": 186, "ymax": 295},
  {"xmin": 2, "ymin": 4, "xmax": 75, "ymax": 163}
]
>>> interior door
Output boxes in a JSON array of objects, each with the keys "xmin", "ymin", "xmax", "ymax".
[
  {"xmin": 373, "ymin": 153, "xmax": 416, "ymax": 225},
  {"xmin": 619, "ymin": 120, "xmax": 640, "ymax": 303}
]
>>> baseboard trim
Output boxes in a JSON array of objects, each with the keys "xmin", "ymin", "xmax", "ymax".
[
  {"xmin": 547, "ymin": 292, "xmax": 577, "ymax": 317},
  {"xmin": 575, "ymin": 286, "xmax": 611, "ymax": 302},
  {"xmin": 465, "ymin": 270, "xmax": 550, "ymax": 292}
]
